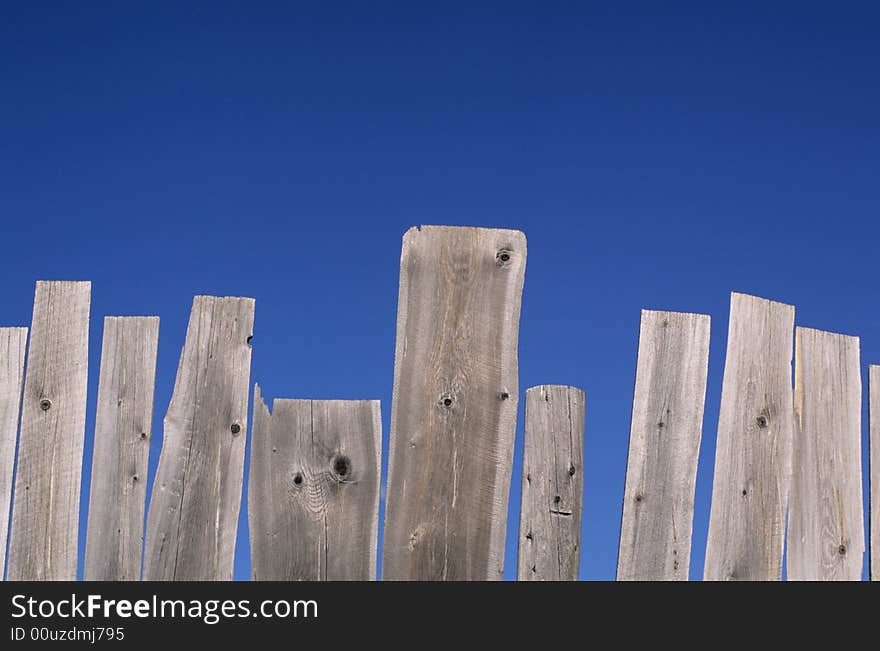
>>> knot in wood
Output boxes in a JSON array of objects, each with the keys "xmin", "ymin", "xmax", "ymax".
[
  {"xmin": 39, "ymin": 398, "xmax": 52, "ymax": 411},
  {"xmin": 332, "ymin": 455, "xmax": 351, "ymax": 481},
  {"xmin": 495, "ymin": 249, "xmax": 513, "ymax": 266}
]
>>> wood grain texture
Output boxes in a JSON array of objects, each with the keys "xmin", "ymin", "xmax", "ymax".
[
  {"xmin": 382, "ymin": 225, "xmax": 526, "ymax": 580},
  {"xmin": 704, "ymin": 292, "xmax": 795, "ymax": 581},
  {"xmin": 788, "ymin": 327, "xmax": 863, "ymax": 580},
  {"xmin": 8, "ymin": 281, "xmax": 90, "ymax": 580},
  {"xmin": 871, "ymin": 366, "xmax": 880, "ymax": 581},
  {"xmin": 0, "ymin": 327, "xmax": 27, "ymax": 579},
  {"xmin": 517, "ymin": 385, "xmax": 584, "ymax": 581},
  {"xmin": 617, "ymin": 310, "xmax": 710, "ymax": 581},
  {"xmin": 84, "ymin": 317, "xmax": 159, "ymax": 581},
  {"xmin": 143, "ymin": 296, "xmax": 254, "ymax": 580},
  {"xmin": 249, "ymin": 386, "xmax": 381, "ymax": 580}
]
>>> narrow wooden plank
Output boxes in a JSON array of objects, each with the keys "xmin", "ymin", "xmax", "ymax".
[
  {"xmin": 617, "ymin": 310, "xmax": 711, "ymax": 581},
  {"xmin": 788, "ymin": 327, "xmax": 863, "ymax": 580},
  {"xmin": 871, "ymin": 365, "xmax": 880, "ymax": 581},
  {"xmin": 8, "ymin": 281, "xmax": 91, "ymax": 580},
  {"xmin": 248, "ymin": 386, "xmax": 381, "ymax": 580},
  {"xmin": 143, "ymin": 296, "xmax": 254, "ymax": 580},
  {"xmin": 0, "ymin": 327, "xmax": 27, "ymax": 579},
  {"xmin": 517, "ymin": 385, "xmax": 585, "ymax": 581},
  {"xmin": 704, "ymin": 292, "xmax": 795, "ymax": 581},
  {"xmin": 84, "ymin": 317, "xmax": 159, "ymax": 580},
  {"xmin": 382, "ymin": 225, "xmax": 527, "ymax": 580}
]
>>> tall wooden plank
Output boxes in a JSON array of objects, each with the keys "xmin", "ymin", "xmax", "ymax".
[
  {"xmin": 871, "ymin": 365, "xmax": 880, "ymax": 581},
  {"xmin": 517, "ymin": 385, "xmax": 585, "ymax": 581},
  {"xmin": 84, "ymin": 317, "xmax": 159, "ymax": 580},
  {"xmin": 382, "ymin": 225, "xmax": 526, "ymax": 580},
  {"xmin": 8, "ymin": 281, "xmax": 91, "ymax": 580},
  {"xmin": 0, "ymin": 327, "xmax": 27, "ymax": 579},
  {"xmin": 143, "ymin": 296, "xmax": 254, "ymax": 580},
  {"xmin": 249, "ymin": 386, "xmax": 381, "ymax": 580},
  {"xmin": 788, "ymin": 327, "xmax": 863, "ymax": 580},
  {"xmin": 617, "ymin": 310, "xmax": 710, "ymax": 580},
  {"xmin": 704, "ymin": 292, "xmax": 795, "ymax": 581}
]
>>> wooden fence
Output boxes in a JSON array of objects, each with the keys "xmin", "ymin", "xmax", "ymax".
[{"xmin": 0, "ymin": 225, "xmax": 876, "ymax": 581}]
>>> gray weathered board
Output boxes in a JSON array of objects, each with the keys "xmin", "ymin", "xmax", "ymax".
[
  {"xmin": 382, "ymin": 225, "xmax": 527, "ymax": 580},
  {"xmin": 143, "ymin": 296, "xmax": 254, "ymax": 580},
  {"xmin": 0, "ymin": 327, "xmax": 28, "ymax": 578},
  {"xmin": 788, "ymin": 328, "xmax": 863, "ymax": 580},
  {"xmin": 84, "ymin": 317, "xmax": 160, "ymax": 580},
  {"xmin": 704, "ymin": 292, "xmax": 795, "ymax": 581},
  {"xmin": 249, "ymin": 386, "xmax": 381, "ymax": 580},
  {"xmin": 517, "ymin": 385, "xmax": 585, "ymax": 581},
  {"xmin": 871, "ymin": 365, "xmax": 880, "ymax": 581},
  {"xmin": 617, "ymin": 310, "xmax": 710, "ymax": 581},
  {"xmin": 7, "ymin": 281, "xmax": 91, "ymax": 580}
]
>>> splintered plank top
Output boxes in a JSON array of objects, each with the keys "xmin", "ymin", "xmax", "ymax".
[
  {"xmin": 704, "ymin": 292, "xmax": 795, "ymax": 581},
  {"xmin": 8, "ymin": 281, "xmax": 91, "ymax": 580},
  {"xmin": 143, "ymin": 296, "xmax": 254, "ymax": 580},
  {"xmin": 617, "ymin": 310, "xmax": 710, "ymax": 580},
  {"xmin": 382, "ymin": 225, "xmax": 526, "ymax": 580},
  {"xmin": 249, "ymin": 386, "xmax": 382, "ymax": 580}
]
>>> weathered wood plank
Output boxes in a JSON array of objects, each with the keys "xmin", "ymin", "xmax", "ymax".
[
  {"xmin": 517, "ymin": 385, "xmax": 585, "ymax": 581},
  {"xmin": 8, "ymin": 281, "xmax": 91, "ymax": 580},
  {"xmin": 871, "ymin": 365, "xmax": 880, "ymax": 581},
  {"xmin": 382, "ymin": 225, "xmax": 527, "ymax": 580},
  {"xmin": 0, "ymin": 327, "xmax": 27, "ymax": 579},
  {"xmin": 249, "ymin": 386, "xmax": 381, "ymax": 580},
  {"xmin": 84, "ymin": 317, "xmax": 159, "ymax": 581},
  {"xmin": 143, "ymin": 296, "xmax": 254, "ymax": 580},
  {"xmin": 617, "ymin": 310, "xmax": 710, "ymax": 581},
  {"xmin": 788, "ymin": 327, "xmax": 863, "ymax": 580},
  {"xmin": 704, "ymin": 292, "xmax": 795, "ymax": 581}
]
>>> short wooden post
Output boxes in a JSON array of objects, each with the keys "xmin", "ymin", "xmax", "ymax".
[
  {"xmin": 518, "ymin": 385, "xmax": 585, "ymax": 581},
  {"xmin": 0, "ymin": 327, "xmax": 27, "ymax": 578},
  {"xmin": 617, "ymin": 310, "xmax": 710, "ymax": 580},
  {"xmin": 84, "ymin": 317, "xmax": 159, "ymax": 580},
  {"xmin": 143, "ymin": 296, "xmax": 254, "ymax": 580},
  {"xmin": 871, "ymin": 365, "xmax": 880, "ymax": 581},
  {"xmin": 382, "ymin": 226, "xmax": 526, "ymax": 580},
  {"xmin": 8, "ymin": 281, "xmax": 91, "ymax": 580},
  {"xmin": 704, "ymin": 292, "xmax": 795, "ymax": 581},
  {"xmin": 787, "ymin": 328, "xmax": 863, "ymax": 580},
  {"xmin": 248, "ymin": 385, "xmax": 381, "ymax": 580}
]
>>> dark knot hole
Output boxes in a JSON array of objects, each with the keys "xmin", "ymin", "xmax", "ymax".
[{"xmin": 333, "ymin": 455, "xmax": 352, "ymax": 479}]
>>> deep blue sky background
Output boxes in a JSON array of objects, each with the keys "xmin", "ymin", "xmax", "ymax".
[{"xmin": 2, "ymin": 2, "xmax": 878, "ymax": 580}]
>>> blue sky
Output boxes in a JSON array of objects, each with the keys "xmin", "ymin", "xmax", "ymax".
[{"xmin": 1, "ymin": 2, "xmax": 878, "ymax": 580}]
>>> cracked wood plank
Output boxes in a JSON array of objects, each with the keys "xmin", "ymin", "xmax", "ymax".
[
  {"xmin": 871, "ymin": 366, "xmax": 880, "ymax": 581},
  {"xmin": 143, "ymin": 296, "xmax": 254, "ymax": 580},
  {"xmin": 517, "ymin": 385, "xmax": 585, "ymax": 581},
  {"xmin": 617, "ymin": 309, "xmax": 710, "ymax": 580},
  {"xmin": 704, "ymin": 292, "xmax": 795, "ymax": 581},
  {"xmin": 382, "ymin": 225, "xmax": 526, "ymax": 580},
  {"xmin": 8, "ymin": 281, "xmax": 91, "ymax": 580},
  {"xmin": 84, "ymin": 317, "xmax": 159, "ymax": 580},
  {"xmin": 0, "ymin": 327, "xmax": 27, "ymax": 578},
  {"xmin": 788, "ymin": 327, "xmax": 863, "ymax": 580},
  {"xmin": 248, "ymin": 386, "xmax": 381, "ymax": 580}
]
